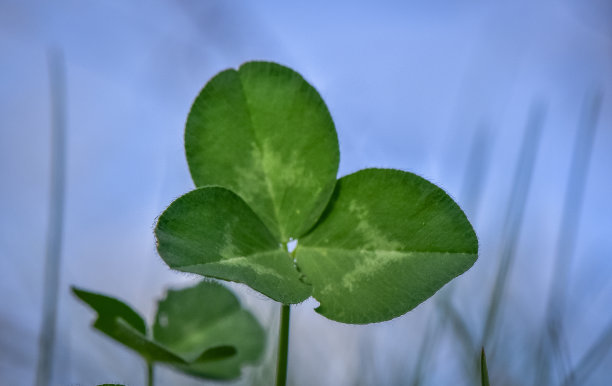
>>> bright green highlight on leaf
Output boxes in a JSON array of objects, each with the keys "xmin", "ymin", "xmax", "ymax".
[
  {"xmin": 72, "ymin": 280, "xmax": 264, "ymax": 379},
  {"xmin": 185, "ymin": 61, "xmax": 339, "ymax": 242},
  {"xmin": 297, "ymin": 169, "xmax": 477, "ymax": 323},
  {"xmin": 155, "ymin": 61, "xmax": 478, "ymax": 324}
]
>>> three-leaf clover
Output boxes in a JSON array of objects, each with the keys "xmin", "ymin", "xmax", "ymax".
[
  {"xmin": 72, "ymin": 280, "xmax": 265, "ymax": 380},
  {"xmin": 155, "ymin": 61, "xmax": 478, "ymax": 324}
]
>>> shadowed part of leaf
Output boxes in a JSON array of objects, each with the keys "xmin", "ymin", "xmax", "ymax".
[{"xmin": 194, "ymin": 345, "xmax": 237, "ymax": 362}]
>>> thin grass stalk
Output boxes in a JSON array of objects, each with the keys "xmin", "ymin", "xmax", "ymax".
[
  {"xmin": 247, "ymin": 302, "xmax": 280, "ymax": 385},
  {"xmin": 459, "ymin": 124, "xmax": 493, "ymax": 220},
  {"xmin": 438, "ymin": 295, "xmax": 479, "ymax": 374},
  {"xmin": 275, "ymin": 242, "xmax": 292, "ymax": 386},
  {"xmin": 276, "ymin": 304, "xmax": 291, "ymax": 386},
  {"xmin": 482, "ymin": 103, "xmax": 546, "ymax": 345},
  {"xmin": 534, "ymin": 91, "xmax": 603, "ymax": 385},
  {"xmin": 147, "ymin": 361, "xmax": 154, "ymax": 386},
  {"xmin": 562, "ymin": 316, "xmax": 612, "ymax": 386},
  {"xmin": 410, "ymin": 126, "xmax": 493, "ymax": 384},
  {"xmin": 353, "ymin": 329, "xmax": 376, "ymax": 386},
  {"xmin": 410, "ymin": 311, "xmax": 441, "ymax": 386},
  {"xmin": 35, "ymin": 48, "xmax": 68, "ymax": 386},
  {"xmin": 480, "ymin": 347, "xmax": 490, "ymax": 386}
]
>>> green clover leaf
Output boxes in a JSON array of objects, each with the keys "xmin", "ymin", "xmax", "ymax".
[
  {"xmin": 296, "ymin": 168, "xmax": 477, "ymax": 323},
  {"xmin": 72, "ymin": 280, "xmax": 264, "ymax": 379},
  {"xmin": 185, "ymin": 61, "xmax": 339, "ymax": 242},
  {"xmin": 155, "ymin": 61, "xmax": 477, "ymax": 324}
]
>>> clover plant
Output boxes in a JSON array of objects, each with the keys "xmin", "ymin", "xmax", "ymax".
[
  {"xmin": 154, "ymin": 61, "xmax": 478, "ymax": 385},
  {"xmin": 72, "ymin": 280, "xmax": 265, "ymax": 385}
]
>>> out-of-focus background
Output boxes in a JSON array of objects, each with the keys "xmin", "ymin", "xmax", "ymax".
[{"xmin": 1, "ymin": 1, "xmax": 611, "ymax": 385}]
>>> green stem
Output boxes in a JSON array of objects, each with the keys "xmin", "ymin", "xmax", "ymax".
[
  {"xmin": 276, "ymin": 304, "xmax": 291, "ymax": 386},
  {"xmin": 147, "ymin": 361, "xmax": 154, "ymax": 386}
]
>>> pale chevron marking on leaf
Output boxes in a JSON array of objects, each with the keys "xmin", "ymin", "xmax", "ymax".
[
  {"xmin": 232, "ymin": 102, "xmax": 282, "ymax": 236},
  {"xmin": 300, "ymin": 247, "xmax": 475, "ymax": 293},
  {"xmin": 173, "ymin": 252, "xmax": 288, "ymax": 282},
  {"xmin": 347, "ymin": 200, "xmax": 402, "ymax": 251},
  {"xmin": 218, "ymin": 223, "xmax": 240, "ymax": 258}
]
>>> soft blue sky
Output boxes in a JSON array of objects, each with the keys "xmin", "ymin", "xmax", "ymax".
[{"xmin": 1, "ymin": 1, "xmax": 611, "ymax": 385}]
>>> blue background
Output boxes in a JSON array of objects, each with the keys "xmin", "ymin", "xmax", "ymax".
[{"xmin": 1, "ymin": 1, "xmax": 611, "ymax": 384}]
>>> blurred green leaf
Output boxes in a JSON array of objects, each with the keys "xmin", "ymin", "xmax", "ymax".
[
  {"xmin": 72, "ymin": 287, "xmax": 187, "ymax": 364},
  {"xmin": 185, "ymin": 61, "xmax": 339, "ymax": 242},
  {"xmin": 73, "ymin": 280, "xmax": 264, "ymax": 379},
  {"xmin": 481, "ymin": 347, "xmax": 490, "ymax": 386},
  {"xmin": 155, "ymin": 187, "xmax": 311, "ymax": 304},
  {"xmin": 296, "ymin": 169, "xmax": 478, "ymax": 323},
  {"xmin": 153, "ymin": 280, "xmax": 266, "ymax": 379},
  {"xmin": 72, "ymin": 287, "xmax": 147, "ymax": 334}
]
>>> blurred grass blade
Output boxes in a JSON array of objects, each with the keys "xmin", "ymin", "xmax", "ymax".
[
  {"xmin": 536, "ymin": 91, "xmax": 603, "ymax": 385},
  {"xmin": 36, "ymin": 48, "xmax": 68, "ymax": 386},
  {"xmin": 438, "ymin": 295, "xmax": 478, "ymax": 376},
  {"xmin": 410, "ymin": 311, "xmax": 441, "ymax": 386},
  {"xmin": 562, "ymin": 317, "xmax": 612, "ymax": 386},
  {"xmin": 459, "ymin": 124, "xmax": 493, "ymax": 219},
  {"xmin": 413, "ymin": 126, "xmax": 493, "ymax": 385},
  {"xmin": 483, "ymin": 103, "xmax": 546, "ymax": 344},
  {"xmin": 481, "ymin": 347, "xmax": 490, "ymax": 386}
]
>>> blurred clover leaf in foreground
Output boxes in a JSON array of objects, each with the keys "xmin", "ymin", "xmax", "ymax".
[
  {"xmin": 72, "ymin": 280, "xmax": 265, "ymax": 380},
  {"xmin": 155, "ymin": 61, "xmax": 478, "ymax": 324}
]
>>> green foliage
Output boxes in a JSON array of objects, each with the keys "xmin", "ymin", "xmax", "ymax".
[
  {"xmin": 155, "ymin": 61, "xmax": 477, "ymax": 324},
  {"xmin": 72, "ymin": 280, "xmax": 265, "ymax": 380},
  {"xmin": 297, "ymin": 168, "xmax": 477, "ymax": 323},
  {"xmin": 185, "ymin": 61, "xmax": 339, "ymax": 242},
  {"xmin": 153, "ymin": 280, "xmax": 265, "ymax": 379},
  {"xmin": 481, "ymin": 347, "xmax": 490, "ymax": 386},
  {"xmin": 156, "ymin": 187, "xmax": 310, "ymax": 304}
]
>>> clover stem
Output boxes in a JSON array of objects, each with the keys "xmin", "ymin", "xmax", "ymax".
[
  {"xmin": 276, "ymin": 303, "xmax": 291, "ymax": 386},
  {"xmin": 146, "ymin": 361, "xmax": 154, "ymax": 386}
]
